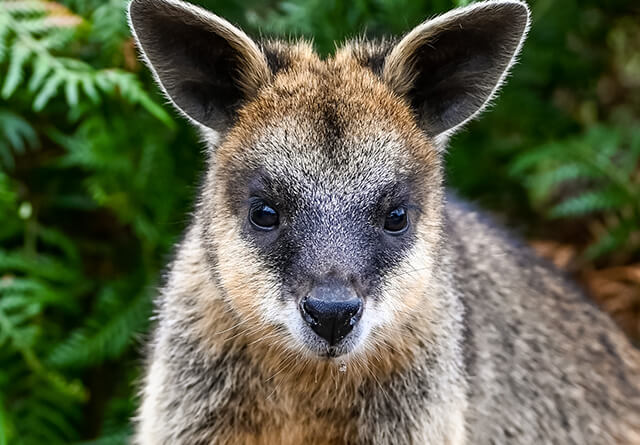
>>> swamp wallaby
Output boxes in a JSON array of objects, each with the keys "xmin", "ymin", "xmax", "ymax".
[{"xmin": 127, "ymin": 0, "xmax": 640, "ymax": 443}]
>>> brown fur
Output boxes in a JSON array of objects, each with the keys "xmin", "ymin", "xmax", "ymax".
[{"xmin": 128, "ymin": 1, "xmax": 640, "ymax": 443}]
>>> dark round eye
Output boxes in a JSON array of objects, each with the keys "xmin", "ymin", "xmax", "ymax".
[
  {"xmin": 249, "ymin": 202, "xmax": 279, "ymax": 230},
  {"xmin": 384, "ymin": 207, "xmax": 408, "ymax": 234}
]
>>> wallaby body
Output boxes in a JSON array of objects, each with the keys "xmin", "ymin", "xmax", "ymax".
[{"xmin": 128, "ymin": 0, "xmax": 640, "ymax": 443}]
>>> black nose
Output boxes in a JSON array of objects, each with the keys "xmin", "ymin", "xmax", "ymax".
[{"xmin": 300, "ymin": 281, "xmax": 363, "ymax": 346}]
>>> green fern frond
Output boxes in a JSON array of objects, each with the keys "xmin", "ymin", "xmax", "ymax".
[
  {"xmin": 0, "ymin": 108, "xmax": 39, "ymax": 168},
  {"xmin": 549, "ymin": 188, "xmax": 628, "ymax": 218},
  {"xmin": 49, "ymin": 286, "xmax": 152, "ymax": 368},
  {"xmin": 523, "ymin": 162, "xmax": 599, "ymax": 202},
  {"xmin": 0, "ymin": 305, "xmax": 86, "ymax": 405},
  {"xmin": 512, "ymin": 125, "xmax": 640, "ymax": 259},
  {"xmin": 4, "ymin": 372, "xmax": 83, "ymax": 445},
  {"xmin": 0, "ymin": 1, "xmax": 173, "ymax": 123},
  {"xmin": 0, "ymin": 250, "xmax": 78, "ymax": 282}
]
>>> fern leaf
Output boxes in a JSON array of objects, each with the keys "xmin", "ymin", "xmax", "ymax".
[
  {"xmin": 32, "ymin": 72, "xmax": 64, "ymax": 111},
  {"xmin": 20, "ymin": 401, "xmax": 77, "ymax": 441},
  {"xmin": 509, "ymin": 142, "xmax": 565, "ymax": 175},
  {"xmin": 2, "ymin": 1, "xmax": 48, "ymax": 15},
  {"xmin": 80, "ymin": 75, "xmax": 100, "ymax": 103},
  {"xmin": 0, "ymin": 250, "xmax": 78, "ymax": 283},
  {"xmin": 19, "ymin": 17, "xmax": 53, "ymax": 34},
  {"xmin": 0, "ymin": 109, "xmax": 38, "ymax": 156},
  {"xmin": 27, "ymin": 59, "xmax": 51, "ymax": 92},
  {"xmin": 49, "ymin": 288, "xmax": 151, "ymax": 368},
  {"xmin": 0, "ymin": 15, "xmax": 10, "ymax": 64},
  {"xmin": 0, "ymin": 109, "xmax": 38, "ymax": 168},
  {"xmin": 64, "ymin": 75, "xmax": 80, "ymax": 107},
  {"xmin": 35, "ymin": 225, "xmax": 80, "ymax": 263},
  {"xmin": 1, "ymin": 42, "xmax": 30, "ymax": 99},
  {"xmin": 526, "ymin": 163, "xmax": 599, "ymax": 199},
  {"xmin": 549, "ymin": 189, "xmax": 627, "ymax": 218}
]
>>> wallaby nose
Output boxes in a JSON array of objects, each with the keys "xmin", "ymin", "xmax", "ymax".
[{"xmin": 300, "ymin": 281, "xmax": 363, "ymax": 346}]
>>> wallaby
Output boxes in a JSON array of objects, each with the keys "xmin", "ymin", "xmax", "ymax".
[{"xmin": 127, "ymin": 0, "xmax": 640, "ymax": 443}]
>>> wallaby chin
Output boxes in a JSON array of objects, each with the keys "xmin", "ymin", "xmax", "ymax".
[{"xmin": 128, "ymin": 0, "xmax": 640, "ymax": 443}]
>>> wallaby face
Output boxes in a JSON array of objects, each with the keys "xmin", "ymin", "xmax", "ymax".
[
  {"xmin": 212, "ymin": 99, "xmax": 441, "ymax": 359},
  {"xmin": 128, "ymin": 1, "xmax": 640, "ymax": 444},
  {"xmin": 130, "ymin": 0, "xmax": 527, "ymax": 360}
]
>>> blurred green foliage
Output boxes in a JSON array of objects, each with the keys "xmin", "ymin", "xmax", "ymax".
[{"xmin": 0, "ymin": 0, "xmax": 639, "ymax": 443}]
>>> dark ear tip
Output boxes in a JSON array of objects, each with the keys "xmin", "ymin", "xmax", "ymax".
[
  {"xmin": 128, "ymin": 0, "xmax": 180, "ymax": 38},
  {"xmin": 128, "ymin": 0, "xmax": 167, "ymax": 23},
  {"xmin": 473, "ymin": 1, "xmax": 530, "ymax": 44},
  {"xmin": 127, "ymin": 0, "xmax": 150, "ymax": 25},
  {"xmin": 128, "ymin": 0, "xmax": 147, "ymax": 14},
  {"xmin": 494, "ymin": 1, "xmax": 531, "ymax": 28}
]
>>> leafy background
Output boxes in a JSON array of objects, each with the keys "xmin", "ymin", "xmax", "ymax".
[{"xmin": 0, "ymin": 0, "xmax": 638, "ymax": 443}]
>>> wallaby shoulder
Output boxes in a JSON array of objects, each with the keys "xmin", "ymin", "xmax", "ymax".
[{"xmin": 444, "ymin": 195, "xmax": 640, "ymax": 444}]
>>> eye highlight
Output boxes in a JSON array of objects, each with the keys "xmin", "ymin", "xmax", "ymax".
[
  {"xmin": 249, "ymin": 201, "xmax": 279, "ymax": 230},
  {"xmin": 383, "ymin": 207, "xmax": 408, "ymax": 234}
]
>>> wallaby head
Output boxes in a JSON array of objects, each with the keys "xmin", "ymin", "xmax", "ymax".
[{"xmin": 128, "ymin": 0, "xmax": 529, "ymax": 364}]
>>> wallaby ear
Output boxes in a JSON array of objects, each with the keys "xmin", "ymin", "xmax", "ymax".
[
  {"xmin": 382, "ymin": 0, "xmax": 530, "ymax": 146},
  {"xmin": 128, "ymin": 0, "xmax": 271, "ymax": 133}
]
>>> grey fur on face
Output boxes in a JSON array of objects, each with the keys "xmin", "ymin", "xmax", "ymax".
[{"xmin": 128, "ymin": 0, "xmax": 640, "ymax": 443}]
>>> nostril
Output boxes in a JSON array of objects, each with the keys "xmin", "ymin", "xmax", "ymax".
[
  {"xmin": 300, "ymin": 297, "xmax": 319, "ymax": 326},
  {"xmin": 300, "ymin": 294, "xmax": 363, "ymax": 346}
]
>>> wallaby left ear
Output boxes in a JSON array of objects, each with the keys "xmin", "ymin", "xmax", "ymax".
[{"xmin": 383, "ymin": 0, "xmax": 530, "ymax": 146}]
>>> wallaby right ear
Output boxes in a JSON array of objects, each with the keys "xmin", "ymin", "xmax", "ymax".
[{"xmin": 128, "ymin": 0, "xmax": 271, "ymax": 133}]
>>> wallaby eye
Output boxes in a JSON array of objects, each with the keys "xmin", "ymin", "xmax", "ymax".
[
  {"xmin": 249, "ymin": 201, "xmax": 279, "ymax": 230},
  {"xmin": 384, "ymin": 207, "xmax": 408, "ymax": 234}
]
